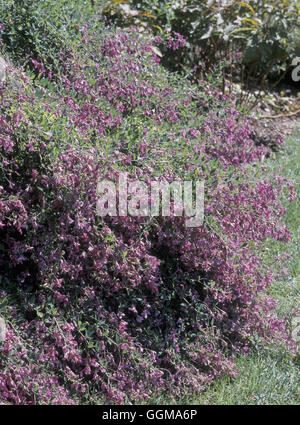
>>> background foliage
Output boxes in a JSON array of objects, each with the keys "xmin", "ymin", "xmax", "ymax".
[{"xmin": 102, "ymin": 0, "xmax": 300, "ymax": 92}]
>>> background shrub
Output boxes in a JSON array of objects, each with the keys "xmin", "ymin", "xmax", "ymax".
[{"xmin": 102, "ymin": 0, "xmax": 300, "ymax": 92}]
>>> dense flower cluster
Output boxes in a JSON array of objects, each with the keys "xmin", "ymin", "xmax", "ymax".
[{"xmin": 0, "ymin": 27, "xmax": 296, "ymax": 404}]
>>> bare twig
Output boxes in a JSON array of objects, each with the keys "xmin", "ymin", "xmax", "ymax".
[{"xmin": 261, "ymin": 109, "xmax": 300, "ymax": 119}]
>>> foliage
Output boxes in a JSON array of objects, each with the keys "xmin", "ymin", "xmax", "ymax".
[
  {"xmin": 0, "ymin": 0, "xmax": 102, "ymax": 74},
  {"xmin": 101, "ymin": 0, "xmax": 300, "ymax": 91}
]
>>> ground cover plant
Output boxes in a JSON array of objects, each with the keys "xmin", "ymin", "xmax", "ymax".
[{"xmin": 0, "ymin": 1, "xmax": 298, "ymax": 405}]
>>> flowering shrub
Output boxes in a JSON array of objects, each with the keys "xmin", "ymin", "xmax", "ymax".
[{"xmin": 0, "ymin": 23, "xmax": 296, "ymax": 405}]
